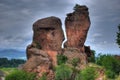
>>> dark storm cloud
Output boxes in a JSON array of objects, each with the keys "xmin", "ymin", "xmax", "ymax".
[
  {"xmin": 83, "ymin": 0, "xmax": 120, "ymax": 54},
  {"xmin": 0, "ymin": 0, "xmax": 72, "ymax": 50},
  {"xmin": 0, "ymin": 0, "xmax": 120, "ymax": 54}
]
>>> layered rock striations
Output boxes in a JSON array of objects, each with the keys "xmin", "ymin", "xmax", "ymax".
[{"xmin": 23, "ymin": 4, "xmax": 91, "ymax": 79}]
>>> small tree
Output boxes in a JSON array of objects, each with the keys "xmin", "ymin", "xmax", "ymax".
[
  {"xmin": 5, "ymin": 70, "xmax": 36, "ymax": 80},
  {"xmin": 57, "ymin": 54, "xmax": 67, "ymax": 65},
  {"xmin": 71, "ymin": 58, "xmax": 80, "ymax": 80},
  {"xmin": 75, "ymin": 67, "xmax": 97, "ymax": 80},
  {"xmin": 55, "ymin": 64, "xmax": 72, "ymax": 80},
  {"xmin": 88, "ymin": 50, "xmax": 96, "ymax": 63},
  {"xmin": 116, "ymin": 24, "xmax": 120, "ymax": 48},
  {"xmin": 71, "ymin": 58, "xmax": 80, "ymax": 68},
  {"xmin": 96, "ymin": 54, "xmax": 120, "ymax": 79}
]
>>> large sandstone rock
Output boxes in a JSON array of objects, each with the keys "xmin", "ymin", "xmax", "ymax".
[
  {"xmin": 23, "ymin": 16, "xmax": 64, "ymax": 79},
  {"xmin": 23, "ymin": 4, "xmax": 91, "ymax": 80},
  {"xmin": 64, "ymin": 5, "xmax": 91, "ymax": 50},
  {"xmin": 33, "ymin": 16, "xmax": 64, "ymax": 51}
]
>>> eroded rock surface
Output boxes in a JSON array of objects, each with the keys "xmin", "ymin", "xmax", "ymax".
[
  {"xmin": 23, "ymin": 4, "xmax": 91, "ymax": 80},
  {"xmin": 23, "ymin": 16, "xmax": 64, "ymax": 79},
  {"xmin": 60, "ymin": 48, "xmax": 87, "ymax": 70},
  {"xmin": 33, "ymin": 16, "xmax": 64, "ymax": 51},
  {"xmin": 64, "ymin": 5, "xmax": 91, "ymax": 50}
]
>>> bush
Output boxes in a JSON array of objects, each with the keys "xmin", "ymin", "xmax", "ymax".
[
  {"xmin": 55, "ymin": 64, "xmax": 72, "ymax": 80},
  {"xmin": 96, "ymin": 54, "xmax": 120, "ymax": 79},
  {"xmin": 105, "ymin": 70, "xmax": 116, "ymax": 79},
  {"xmin": 88, "ymin": 50, "xmax": 96, "ymax": 63},
  {"xmin": 71, "ymin": 58, "xmax": 80, "ymax": 68},
  {"xmin": 5, "ymin": 69, "xmax": 36, "ymax": 80},
  {"xmin": 39, "ymin": 73, "xmax": 47, "ymax": 80},
  {"xmin": 75, "ymin": 67, "xmax": 97, "ymax": 80},
  {"xmin": 57, "ymin": 54, "xmax": 67, "ymax": 65}
]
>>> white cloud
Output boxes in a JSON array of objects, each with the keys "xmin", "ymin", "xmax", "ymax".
[{"xmin": 92, "ymin": 33, "xmax": 102, "ymax": 38}]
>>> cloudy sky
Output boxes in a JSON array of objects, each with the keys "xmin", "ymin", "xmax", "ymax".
[{"xmin": 0, "ymin": 0, "xmax": 120, "ymax": 55}]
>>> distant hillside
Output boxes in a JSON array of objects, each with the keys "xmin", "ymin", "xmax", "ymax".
[{"xmin": 0, "ymin": 49, "xmax": 26, "ymax": 59}]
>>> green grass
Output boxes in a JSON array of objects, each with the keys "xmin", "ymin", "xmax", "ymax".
[
  {"xmin": 0, "ymin": 68, "xmax": 17, "ymax": 75},
  {"xmin": 5, "ymin": 69, "xmax": 36, "ymax": 80}
]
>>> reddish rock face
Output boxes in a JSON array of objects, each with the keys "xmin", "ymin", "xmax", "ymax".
[
  {"xmin": 23, "ymin": 4, "xmax": 91, "ymax": 80},
  {"xmin": 64, "ymin": 5, "xmax": 90, "ymax": 49},
  {"xmin": 61, "ymin": 48, "xmax": 87, "ymax": 70},
  {"xmin": 33, "ymin": 16, "xmax": 64, "ymax": 51},
  {"xmin": 23, "ymin": 16, "xmax": 64, "ymax": 79}
]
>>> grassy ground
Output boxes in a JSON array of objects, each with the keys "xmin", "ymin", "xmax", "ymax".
[
  {"xmin": 88, "ymin": 63, "xmax": 120, "ymax": 80},
  {"xmin": 0, "ymin": 68, "xmax": 17, "ymax": 75},
  {"xmin": 0, "ymin": 66, "xmax": 120, "ymax": 80}
]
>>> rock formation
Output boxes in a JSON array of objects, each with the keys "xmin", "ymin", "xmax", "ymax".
[
  {"xmin": 23, "ymin": 16, "xmax": 64, "ymax": 80},
  {"xmin": 64, "ymin": 4, "xmax": 91, "ymax": 52},
  {"xmin": 60, "ymin": 4, "xmax": 91, "ymax": 69},
  {"xmin": 33, "ymin": 16, "xmax": 64, "ymax": 51},
  {"xmin": 23, "ymin": 4, "xmax": 91, "ymax": 80}
]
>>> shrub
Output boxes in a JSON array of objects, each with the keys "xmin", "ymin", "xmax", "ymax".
[
  {"xmin": 96, "ymin": 54, "xmax": 120, "ymax": 79},
  {"xmin": 105, "ymin": 70, "xmax": 116, "ymax": 79},
  {"xmin": 88, "ymin": 50, "xmax": 96, "ymax": 63},
  {"xmin": 71, "ymin": 58, "xmax": 80, "ymax": 68},
  {"xmin": 55, "ymin": 64, "xmax": 72, "ymax": 80},
  {"xmin": 75, "ymin": 67, "xmax": 97, "ymax": 80},
  {"xmin": 39, "ymin": 73, "xmax": 47, "ymax": 80},
  {"xmin": 5, "ymin": 69, "xmax": 36, "ymax": 80},
  {"xmin": 57, "ymin": 54, "xmax": 67, "ymax": 65}
]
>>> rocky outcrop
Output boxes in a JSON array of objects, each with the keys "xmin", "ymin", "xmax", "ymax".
[
  {"xmin": 23, "ymin": 4, "xmax": 91, "ymax": 80},
  {"xmin": 62, "ymin": 5, "xmax": 91, "ymax": 68},
  {"xmin": 60, "ymin": 48, "xmax": 87, "ymax": 70},
  {"xmin": 64, "ymin": 5, "xmax": 91, "ymax": 52},
  {"xmin": 23, "ymin": 16, "xmax": 64, "ymax": 79},
  {"xmin": 33, "ymin": 16, "xmax": 64, "ymax": 51}
]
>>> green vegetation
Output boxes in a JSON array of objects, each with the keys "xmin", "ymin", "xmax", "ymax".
[
  {"xmin": 57, "ymin": 54, "xmax": 67, "ymax": 65},
  {"xmin": 5, "ymin": 69, "xmax": 36, "ymax": 80},
  {"xmin": 70, "ymin": 58, "xmax": 80, "ymax": 79},
  {"xmin": 0, "ymin": 68, "xmax": 17, "ymax": 75},
  {"xmin": 39, "ymin": 73, "xmax": 47, "ymax": 80},
  {"xmin": 105, "ymin": 70, "xmax": 116, "ymax": 79},
  {"xmin": 88, "ymin": 50, "xmax": 96, "ymax": 63},
  {"xmin": 55, "ymin": 53, "xmax": 120, "ymax": 80},
  {"xmin": 55, "ymin": 64, "xmax": 72, "ymax": 80},
  {"xmin": 0, "ymin": 58, "xmax": 26, "ymax": 68},
  {"xmin": 116, "ymin": 24, "xmax": 120, "ymax": 48},
  {"xmin": 71, "ymin": 58, "xmax": 80, "ymax": 68},
  {"xmin": 75, "ymin": 67, "xmax": 97, "ymax": 80},
  {"xmin": 0, "ymin": 52, "xmax": 120, "ymax": 80},
  {"xmin": 96, "ymin": 54, "xmax": 120, "ymax": 79}
]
